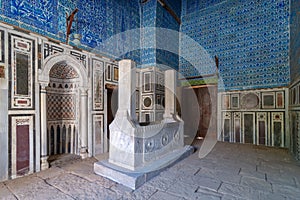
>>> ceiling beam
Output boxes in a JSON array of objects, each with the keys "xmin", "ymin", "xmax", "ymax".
[{"xmin": 157, "ymin": 0, "xmax": 181, "ymax": 24}]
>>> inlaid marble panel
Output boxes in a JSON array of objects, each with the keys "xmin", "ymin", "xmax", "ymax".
[
  {"xmin": 0, "ymin": 65, "xmax": 4, "ymax": 78},
  {"xmin": 43, "ymin": 42, "xmax": 64, "ymax": 60},
  {"xmin": 9, "ymin": 34, "xmax": 35, "ymax": 109},
  {"xmin": 11, "ymin": 115, "xmax": 34, "ymax": 178},
  {"xmin": 112, "ymin": 65, "xmax": 118, "ymax": 82},
  {"xmin": 93, "ymin": 115, "xmax": 104, "ymax": 155},
  {"xmin": 262, "ymin": 92, "xmax": 275, "ymax": 109},
  {"xmin": 220, "ymin": 88, "xmax": 286, "ymax": 147},
  {"xmin": 47, "ymin": 94, "xmax": 76, "ymax": 121},
  {"xmin": 0, "ymin": 30, "xmax": 4, "ymax": 63},
  {"xmin": 243, "ymin": 113, "xmax": 254, "ymax": 144},
  {"xmin": 70, "ymin": 51, "xmax": 87, "ymax": 68},
  {"xmin": 271, "ymin": 112, "xmax": 284, "ymax": 147},
  {"xmin": 92, "ymin": 59, "xmax": 104, "ymax": 110},
  {"xmin": 234, "ymin": 112, "xmax": 241, "ymax": 143},
  {"xmin": 105, "ymin": 63, "xmax": 112, "ymax": 81}
]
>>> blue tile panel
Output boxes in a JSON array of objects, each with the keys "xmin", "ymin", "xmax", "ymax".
[
  {"xmin": 180, "ymin": 0, "xmax": 290, "ymax": 91},
  {"xmin": 141, "ymin": 0, "xmax": 157, "ymax": 67},
  {"xmin": 182, "ymin": 0, "xmax": 224, "ymax": 15},
  {"xmin": 290, "ymin": 0, "xmax": 300, "ymax": 83},
  {"xmin": 0, "ymin": 0, "xmax": 141, "ymax": 62},
  {"xmin": 164, "ymin": 0, "xmax": 181, "ymax": 18},
  {"xmin": 155, "ymin": 1, "xmax": 180, "ymax": 70},
  {"xmin": 139, "ymin": 0, "xmax": 181, "ymax": 70}
]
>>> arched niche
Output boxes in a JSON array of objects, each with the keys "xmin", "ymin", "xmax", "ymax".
[
  {"xmin": 39, "ymin": 53, "xmax": 89, "ymax": 170},
  {"xmin": 39, "ymin": 53, "xmax": 88, "ymax": 87}
]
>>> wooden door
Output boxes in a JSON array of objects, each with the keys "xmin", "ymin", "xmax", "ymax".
[{"xmin": 196, "ymin": 85, "xmax": 217, "ymax": 138}]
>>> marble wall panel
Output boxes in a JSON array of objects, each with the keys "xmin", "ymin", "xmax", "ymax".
[
  {"xmin": 220, "ymin": 88, "xmax": 287, "ymax": 148},
  {"xmin": 92, "ymin": 58, "xmax": 104, "ymax": 111},
  {"xmin": 9, "ymin": 34, "xmax": 35, "ymax": 109}
]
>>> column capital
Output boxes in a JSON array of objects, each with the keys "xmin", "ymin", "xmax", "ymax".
[
  {"xmin": 79, "ymin": 87, "xmax": 89, "ymax": 96},
  {"xmin": 40, "ymin": 82, "xmax": 48, "ymax": 91}
]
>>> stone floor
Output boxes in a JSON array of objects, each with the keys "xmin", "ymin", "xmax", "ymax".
[{"xmin": 1, "ymin": 142, "xmax": 300, "ymax": 200}]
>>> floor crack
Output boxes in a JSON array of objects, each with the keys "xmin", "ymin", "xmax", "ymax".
[
  {"xmin": 3, "ymin": 182, "xmax": 19, "ymax": 200},
  {"xmin": 38, "ymin": 177, "xmax": 76, "ymax": 200}
]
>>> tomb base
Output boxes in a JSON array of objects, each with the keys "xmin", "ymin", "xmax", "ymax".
[{"xmin": 94, "ymin": 145, "xmax": 194, "ymax": 190}]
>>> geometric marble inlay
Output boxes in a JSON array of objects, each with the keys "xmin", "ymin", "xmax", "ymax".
[{"xmin": 47, "ymin": 94, "xmax": 76, "ymax": 121}]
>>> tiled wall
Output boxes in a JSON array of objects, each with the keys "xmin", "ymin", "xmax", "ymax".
[
  {"xmin": 0, "ymin": 0, "xmax": 141, "ymax": 61},
  {"xmin": 156, "ymin": 1, "xmax": 180, "ymax": 70},
  {"xmin": 290, "ymin": 0, "xmax": 300, "ymax": 83},
  {"xmin": 141, "ymin": 0, "xmax": 157, "ymax": 67},
  {"xmin": 182, "ymin": 0, "xmax": 223, "ymax": 14},
  {"xmin": 140, "ymin": 0, "xmax": 181, "ymax": 70},
  {"xmin": 180, "ymin": 0, "xmax": 290, "ymax": 91},
  {"xmin": 0, "ymin": 0, "xmax": 292, "ymax": 82}
]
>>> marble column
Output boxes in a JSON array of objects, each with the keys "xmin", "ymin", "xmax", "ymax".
[
  {"xmin": 164, "ymin": 69, "xmax": 177, "ymax": 121},
  {"xmin": 80, "ymin": 88, "xmax": 88, "ymax": 158},
  {"xmin": 40, "ymin": 83, "xmax": 49, "ymax": 170}
]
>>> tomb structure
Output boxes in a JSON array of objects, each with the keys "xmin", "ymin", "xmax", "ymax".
[{"xmin": 94, "ymin": 59, "xmax": 194, "ymax": 189}]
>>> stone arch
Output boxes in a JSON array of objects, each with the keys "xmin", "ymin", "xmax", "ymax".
[{"xmin": 39, "ymin": 53, "xmax": 88, "ymax": 88}]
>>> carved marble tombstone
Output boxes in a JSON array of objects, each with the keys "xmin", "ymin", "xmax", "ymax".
[{"xmin": 94, "ymin": 59, "xmax": 194, "ymax": 189}]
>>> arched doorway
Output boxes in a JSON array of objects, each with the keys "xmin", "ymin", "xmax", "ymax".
[
  {"xmin": 181, "ymin": 84, "xmax": 217, "ymax": 145},
  {"xmin": 39, "ymin": 54, "xmax": 89, "ymax": 169}
]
